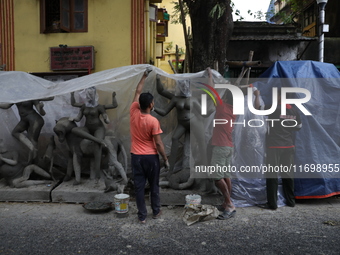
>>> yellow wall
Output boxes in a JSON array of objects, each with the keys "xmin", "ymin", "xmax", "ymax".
[
  {"xmin": 155, "ymin": 0, "xmax": 190, "ymax": 73},
  {"xmin": 13, "ymin": 0, "xmax": 131, "ymax": 72}
]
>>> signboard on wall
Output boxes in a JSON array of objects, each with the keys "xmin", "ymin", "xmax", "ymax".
[{"xmin": 50, "ymin": 46, "xmax": 94, "ymax": 70}]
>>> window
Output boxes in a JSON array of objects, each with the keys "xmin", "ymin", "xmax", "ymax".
[
  {"xmin": 149, "ymin": 4, "xmax": 157, "ymax": 22},
  {"xmin": 40, "ymin": 0, "xmax": 88, "ymax": 33}
]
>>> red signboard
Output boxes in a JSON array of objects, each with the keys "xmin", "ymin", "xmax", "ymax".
[{"xmin": 50, "ymin": 46, "xmax": 94, "ymax": 70}]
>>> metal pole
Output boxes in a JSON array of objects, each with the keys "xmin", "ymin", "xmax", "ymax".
[{"xmin": 318, "ymin": 3, "xmax": 326, "ymax": 62}]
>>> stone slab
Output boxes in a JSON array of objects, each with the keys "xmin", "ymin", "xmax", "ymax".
[
  {"xmin": 159, "ymin": 188, "xmax": 223, "ymax": 206},
  {"xmin": 51, "ymin": 178, "xmax": 117, "ymax": 203},
  {"xmin": 0, "ymin": 178, "xmax": 223, "ymax": 205},
  {"xmin": 0, "ymin": 179, "xmax": 52, "ymax": 202}
]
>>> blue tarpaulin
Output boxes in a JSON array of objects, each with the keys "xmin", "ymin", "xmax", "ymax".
[{"xmin": 256, "ymin": 61, "xmax": 340, "ymax": 198}]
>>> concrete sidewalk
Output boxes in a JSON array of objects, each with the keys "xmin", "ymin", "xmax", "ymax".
[{"xmin": 0, "ymin": 197, "xmax": 339, "ymax": 255}]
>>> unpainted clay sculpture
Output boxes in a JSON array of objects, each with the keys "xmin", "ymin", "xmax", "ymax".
[
  {"xmin": 0, "ymin": 97, "xmax": 54, "ymax": 162},
  {"xmin": 69, "ymin": 88, "xmax": 118, "ymax": 182},
  {"xmin": 155, "ymin": 75, "xmax": 208, "ymax": 174},
  {"xmin": 54, "ymin": 118, "xmax": 128, "ymax": 188},
  {"xmin": 159, "ymin": 134, "xmax": 194, "ymax": 189},
  {"xmin": 0, "ymin": 139, "xmax": 52, "ymax": 188}
]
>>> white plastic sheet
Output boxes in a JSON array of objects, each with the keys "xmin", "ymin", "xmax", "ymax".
[
  {"xmin": 0, "ymin": 65, "xmax": 219, "ymax": 167},
  {"xmin": 0, "ymin": 65, "xmax": 279, "ymax": 206},
  {"xmin": 231, "ymin": 90, "xmax": 285, "ymax": 207}
]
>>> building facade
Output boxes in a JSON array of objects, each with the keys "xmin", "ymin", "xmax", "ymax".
[
  {"xmin": 270, "ymin": 0, "xmax": 340, "ymax": 67},
  {"xmin": 0, "ymin": 0, "xmax": 171, "ymax": 79}
]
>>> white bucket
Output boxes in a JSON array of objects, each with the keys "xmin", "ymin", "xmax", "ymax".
[
  {"xmin": 114, "ymin": 193, "xmax": 130, "ymax": 214},
  {"xmin": 185, "ymin": 194, "xmax": 201, "ymax": 207}
]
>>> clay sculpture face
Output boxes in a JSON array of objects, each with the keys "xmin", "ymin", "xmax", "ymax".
[{"xmin": 53, "ymin": 118, "xmax": 77, "ymax": 143}]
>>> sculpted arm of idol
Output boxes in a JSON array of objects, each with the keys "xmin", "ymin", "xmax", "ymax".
[
  {"xmin": 0, "ymin": 151, "xmax": 18, "ymax": 166},
  {"xmin": 32, "ymin": 97, "xmax": 54, "ymax": 116},
  {"xmin": 100, "ymin": 91, "xmax": 118, "ymax": 124},
  {"xmin": 104, "ymin": 91, "xmax": 118, "ymax": 110},
  {"xmin": 156, "ymin": 74, "xmax": 174, "ymax": 100},
  {"xmin": 154, "ymin": 97, "xmax": 176, "ymax": 117},
  {"xmin": 71, "ymin": 104, "xmax": 85, "ymax": 122},
  {"xmin": 99, "ymin": 105, "xmax": 110, "ymax": 124},
  {"xmin": 69, "ymin": 92, "xmax": 85, "ymax": 122}
]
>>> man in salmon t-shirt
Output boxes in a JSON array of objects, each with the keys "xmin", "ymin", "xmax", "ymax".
[
  {"xmin": 130, "ymin": 69, "xmax": 169, "ymax": 224},
  {"xmin": 210, "ymin": 89, "xmax": 237, "ymax": 220}
]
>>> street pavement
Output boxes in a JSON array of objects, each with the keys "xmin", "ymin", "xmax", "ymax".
[{"xmin": 0, "ymin": 197, "xmax": 340, "ymax": 255}]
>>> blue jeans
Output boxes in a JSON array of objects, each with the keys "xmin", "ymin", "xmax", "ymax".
[{"xmin": 131, "ymin": 154, "xmax": 161, "ymax": 221}]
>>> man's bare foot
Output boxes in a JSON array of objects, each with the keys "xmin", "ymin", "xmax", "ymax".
[{"xmin": 218, "ymin": 204, "xmax": 236, "ymax": 212}]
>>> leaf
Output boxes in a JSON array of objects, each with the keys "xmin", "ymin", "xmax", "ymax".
[
  {"xmin": 209, "ymin": 4, "xmax": 218, "ymax": 18},
  {"xmin": 209, "ymin": 3, "xmax": 226, "ymax": 20}
]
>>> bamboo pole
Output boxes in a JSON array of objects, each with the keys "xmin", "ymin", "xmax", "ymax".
[
  {"xmin": 168, "ymin": 60, "xmax": 177, "ymax": 74},
  {"xmin": 175, "ymin": 45, "xmax": 179, "ymax": 73},
  {"xmin": 225, "ymin": 60, "xmax": 261, "ymax": 68},
  {"xmin": 235, "ymin": 67, "xmax": 247, "ymax": 86},
  {"xmin": 245, "ymin": 51, "xmax": 254, "ymax": 85},
  {"xmin": 235, "ymin": 51, "xmax": 255, "ymax": 86}
]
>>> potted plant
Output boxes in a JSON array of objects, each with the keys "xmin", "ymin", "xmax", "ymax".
[{"xmin": 164, "ymin": 42, "xmax": 173, "ymax": 53}]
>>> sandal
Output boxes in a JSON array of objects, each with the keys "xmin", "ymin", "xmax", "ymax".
[{"xmin": 217, "ymin": 210, "xmax": 236, "ymax": 220}]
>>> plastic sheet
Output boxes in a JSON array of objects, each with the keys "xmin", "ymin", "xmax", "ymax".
[
  {"xmin": 78, "ymin": 87, "xmax": 99, "ymax": 107},
  {"xmin": 232, "ymin": 88, "xmax": 267, "ymax": 207},
  {"xmin": 175, "ymin": 80, "xmax": 191, "ymax": 97},
  {"xmin": 2, "ymin": 61, "xmax": 337, "ymax": 204},
  {"xmin": 0, "ymin": 65, "xmax": 223, "ymax": 174},
  {"xmin": 0, "ymin": 66, "xmax": 285, "ymax": 206}
]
